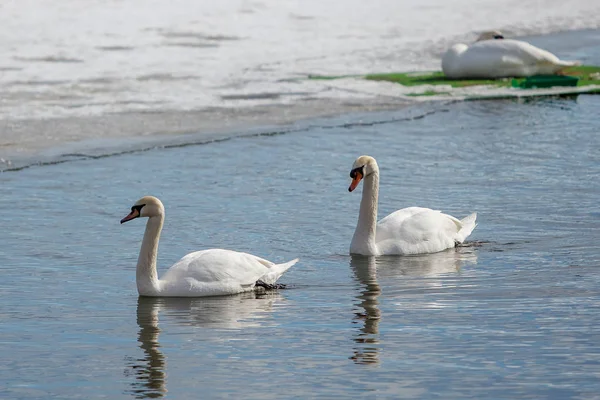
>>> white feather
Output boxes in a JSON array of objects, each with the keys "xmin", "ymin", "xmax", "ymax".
[
  {"xmin": 349, "ymin": 156, "xmax": 477, "ymax": 256},
  {"xmin": 122, "ymin": 196, "xmax": 298, "ymax": 297},
  {"xmin": 442, "ymin": 34, "xmax": 579, "ymax": 79}
]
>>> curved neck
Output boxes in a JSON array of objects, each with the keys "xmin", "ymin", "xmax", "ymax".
[
  {"xmin": 136, "ymin": 215, "xmax": 163, "ymax": 295},
  {"xmin": 351, "ymin": 172, "xmax": 379, "ymax": 254}
]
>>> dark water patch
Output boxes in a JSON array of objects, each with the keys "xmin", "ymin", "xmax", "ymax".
[
  {"xmin": 135, "ymin": 73, "xmax": 200, "ymax": 82},
  {"xmin": 160, "ymin": 31, "xmax": 241, "ymax": 41},
  {"xmin": 0, "ymin": 66, "xmax": 22, "ymax": 71},
  {"xmin": 7, "ymin": 79, "xmax": 72, "ymax": 86},
  {"xmin": 2, "ymin": 90, "xmax": 90, "ymax": 102},
  {"xmin": 220, "ymin": 92, "xmax": 281, "ymax": 100},
  {"xmin": 13, "ymin": 55, "xmax": 84, "ymax": 63},
  {"xmin": 162, "ymin": 41, "xmax": 220, "ymax": 48},
  {"xmin": 152, "ymin": 29, "xmax": 243, "ymax": 50},
  {"xmin": 96, "ymin": 45, "xmax": 135, "ymax": 51},
  {"xmin": 78, "ymin": 77, "xmax": 119, "ymax": 84},
  {"xmin": 62, "ymin": 99, "xmax": 164, "ymax": 109}
]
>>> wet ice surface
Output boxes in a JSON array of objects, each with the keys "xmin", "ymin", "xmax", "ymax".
[
  {"xmin": 2, "ymin": 27, "xmax": 599, "ymax": 170},
  {"xmin": 2, "ymin": 95, "xmax": 600, "ymax": 398},
  {"xmin": 1, "ymin": 1, "xmax": 600, "ymax": 120}
]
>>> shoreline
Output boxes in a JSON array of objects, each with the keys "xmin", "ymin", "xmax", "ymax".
[
  {"xmin": 2, "ymin": 28, "xmax": 598, "ymax": 172},
  {"xmin": 0, "ymin": 96, "xmax": 419, "ymax": 172}
]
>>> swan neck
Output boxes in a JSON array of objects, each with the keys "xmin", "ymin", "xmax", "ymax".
[
  {"xmin": 136, "ymin": 215, "xmax": 163, "ymax": 295},
  {"xmin": 353, "ymin": 172, "xmax": 379, "ymax": 253}
]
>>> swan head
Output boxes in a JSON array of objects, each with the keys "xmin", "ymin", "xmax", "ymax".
[
  {"xmin": 476, "ymin": 30, "xmax": 504, "ymax": 41},
  {"xmin": 120, "ymin": 196, "xmax": 165, "ymax": 224},
  {"xmin": 348, "ymin": 155, "xmax": 378, "ymax": 192}
]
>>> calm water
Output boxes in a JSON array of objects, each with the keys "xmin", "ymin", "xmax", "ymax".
[{"xmin": 2, "ymin": 95, "xmax": 600, "ymax": 399}]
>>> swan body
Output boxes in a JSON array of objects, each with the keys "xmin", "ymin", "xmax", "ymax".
[
  {"xmin": 121, "ymin": 196, "xmax": 298, "ymax": 297},
  {"xmin": 442, "ymin": 31, "xmax": 580, "ymax": 79},
  {"xmin": 348, "ymin": 156, "xmax": 477, "ymax": 256}
]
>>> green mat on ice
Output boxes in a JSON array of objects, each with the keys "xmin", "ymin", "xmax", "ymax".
[{"xmin": 308, "ymin": 65, "xmax": 600, "ymax": 99}]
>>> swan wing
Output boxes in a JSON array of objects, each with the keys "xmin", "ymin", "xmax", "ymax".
[
  {"xmin": 444, "ymin": 38, "xmax": 579, "ymax": 78},
  {"xmin": 375, "ymin": 207, "xmax": 464, "ymax": 255},
  {"xmin": 470, "ymin": 40, "xmax": 544, "ymax": 62},
  {"xmin": 464, "ymin": 40, "xmax": 577, "ymax": 76},
  {"xmin": 450, "ymin": 41, "xmax": 528, "ymax": 77},
  {"xmin": 376, "ymin": 207, "xmax": 441, "ymax": 240},
  {"xmin": 443, "ymin": 44, "xmax": 514, "ymax": 78},
  {"xmin": 161, "ymin": 249, "xmax": 273, "ymax": 286}
]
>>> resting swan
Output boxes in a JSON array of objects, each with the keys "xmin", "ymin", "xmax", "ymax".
[
  {"xmin": 120, "ymin": 196, "xmax": 298, "ymax": 297},
  {"xmin": 348, "ymin": 156, "xmax": 477, "ymax": 256},
  {"xmin": 442, "ymin": 30, "xmax": 580, "ymax": 79}
]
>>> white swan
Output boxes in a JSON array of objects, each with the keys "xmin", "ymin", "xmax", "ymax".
[
  {"xmin": 442, "ymin": 30, "xmax": 580, "ymax": 79},
  {"xmin": 348, "ymin": 156, "xmax": 477, "ymax": 256},
  {"xmin": 120, "ymin": 196, "xmax": 298, "ymax": 297}
]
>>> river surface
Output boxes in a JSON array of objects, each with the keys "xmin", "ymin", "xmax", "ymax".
[
  {"xmin": 2, "ymin": 1, "xmax": 600, "ymax": 168},
  {"xmin": 2, "ymin": 91, "xmax": 600, "ymax": 398},
  {"xmin": 2, "ymin": 2, "xmax": 600, "ymax": 398}
]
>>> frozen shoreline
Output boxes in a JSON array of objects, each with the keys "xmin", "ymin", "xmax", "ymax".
[
  {"xmin": 0, "ymin": 96, "xmax": 417, "ymax": 171},
  {"xmin": 1, "ymin": 28, "xmax": 599, "ymax": 171}
]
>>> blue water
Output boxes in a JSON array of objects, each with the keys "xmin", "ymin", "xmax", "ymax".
[{"xmin": 2, "ymin": 91, "xmax": 600, "ymax": 398}]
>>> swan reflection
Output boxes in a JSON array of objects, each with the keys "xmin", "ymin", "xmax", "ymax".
[
  {"xmin": 375, "ymin": 247, "xmax": 478, "ymax": 279},
  {"xmin": 350, "ymin": 248, "xmax": 478, "ymax": 365},
  {"xmin": 350, "ymin": 255, "xmax": 381, "ymax": 365},
  {"xmin": 125, "ymin": 297, "xmax": 166, "ymax": 399},
  {"xmin": 125, "ymin": 292, "xmax": 282, "ymax": 398}
]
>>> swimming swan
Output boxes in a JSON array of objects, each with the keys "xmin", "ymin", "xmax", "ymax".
[
  {"xmin": 120, "ymin": 196, "xmax": 298, "ymax": 297},
  {"xmin": 348, "ymin": 156, "xmax": 477, "ymax": 256},
  {"xmin": 442, "ymin": 30, "xmax": 580, "ymax": 79}
]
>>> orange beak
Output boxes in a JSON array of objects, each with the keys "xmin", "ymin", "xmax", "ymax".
[
  {"xmin": 348, "ymin": 171, "xmax": 363, "ymax": 192},
  {"xmin": 120, "ymin": 208, "xmax": 140, "ymax": 224}
]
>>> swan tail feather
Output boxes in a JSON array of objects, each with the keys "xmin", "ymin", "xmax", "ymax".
[
  {"xmin": 554, "ymin": 60, "xmax": 581, "ymax": 75},
  {"xmin": 259, "ymin": 258, "xmax": 299, "ymax": 285},
  {"xmin": 556, "ymin": 60, "xmax": 580, "ymax": 67},
  {"xmin": 456, "ymin": 213, "xmax": 477, "ymax": 243}
]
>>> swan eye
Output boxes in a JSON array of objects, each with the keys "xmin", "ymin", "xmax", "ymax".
[
  {"xmin": 350, "ymin": 166, "xmax": 365, "ymax": 179},
  {"xmin": 131, "ymin": 204, "xmax": 145, "ymax": 213},
  {"xmin": 493, "ymin": 35, "xmax": 504, "ymax": 39}
]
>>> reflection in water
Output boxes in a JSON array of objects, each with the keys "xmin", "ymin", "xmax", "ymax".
[
  {"xmin": 125, "ymin": 293, "xmax": 282, "ymax": 398},
  {"xmin": 378, "ymin": 248, "xmax": 477, "ymax": 277},
  {"xmin": 350, "ymin": 256, "xmax": 381, "ymax": 365},
  {"xmin": 349, "ymin": 248, "xmax": 478, "ymax": 365},
  {"xmin": 125, "ymin": 298, "xmax": 167, "ymax": 399}
]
